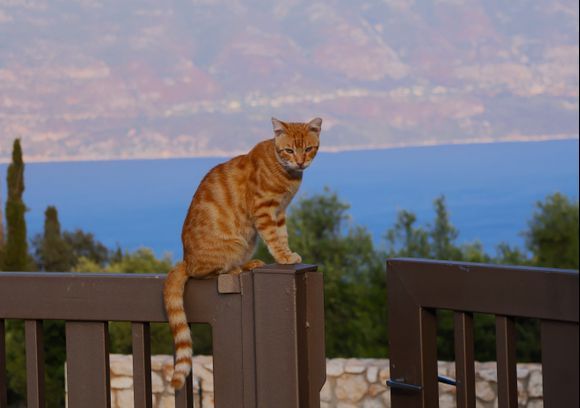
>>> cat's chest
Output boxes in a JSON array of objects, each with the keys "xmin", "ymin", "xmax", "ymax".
[{"xmin": 277, "ymin": 181, "xmax": 300, "ymax": 210}]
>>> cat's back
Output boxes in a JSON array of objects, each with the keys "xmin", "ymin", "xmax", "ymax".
[
  {"xmin": 195, "ymin": 139, "xmax": 273, "ymax": 190},
  {"xmin": 191, "ymin": 153, "xmax": 251, "ymax": 202},
  {"xmin": 182, "ymin": 143, "xmax": 269, "ymax": 245}
]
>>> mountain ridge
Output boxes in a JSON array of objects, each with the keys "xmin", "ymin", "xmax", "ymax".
[{"xmin": 1, "ymin": 0, "xmax": 578, "ymax": 161}]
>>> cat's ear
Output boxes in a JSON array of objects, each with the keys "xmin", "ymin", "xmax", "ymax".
[
  {"xmin": 272, "ymin": 117, "xmax": 287, "ymax": 137},
  {"xmin": 308, "ymin": 117, "xmax": 323, "ymax": 134}
]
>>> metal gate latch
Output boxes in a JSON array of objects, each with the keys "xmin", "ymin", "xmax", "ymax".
[{"xmin": 387, "ymin": 375, "xmax": 457, "ymax": 392}]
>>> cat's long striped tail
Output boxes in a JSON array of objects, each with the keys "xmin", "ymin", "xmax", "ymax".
[{"xmin": 163, "ymin": 262, "xmax": 192, "ymax": 389}]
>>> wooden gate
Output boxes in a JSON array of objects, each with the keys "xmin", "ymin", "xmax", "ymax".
[{"xmin": 387, "ymin": 258, "xmax": 578, "ymax": 408}]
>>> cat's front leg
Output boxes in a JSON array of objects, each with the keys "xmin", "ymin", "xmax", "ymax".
[{"xmin": 254, "ymin": 208, "xmax": 301, "ymax": 264}]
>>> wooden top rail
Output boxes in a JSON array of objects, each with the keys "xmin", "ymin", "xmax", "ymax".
[
  {"xmin": 0, "ymin": 272, "xmax": 228, "ymax": 323},
  {"xmin": 388, "ymin": 258, "xmax": 578, "ymax": 322},
  {"xmin": 0, "ymin": 264, "xmax": 326, "ymax": 408}
]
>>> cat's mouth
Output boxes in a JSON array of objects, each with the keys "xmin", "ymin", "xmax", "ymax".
[{"xmin": 282, "ymin": 162, "xmax": 306, "ymax": 172}]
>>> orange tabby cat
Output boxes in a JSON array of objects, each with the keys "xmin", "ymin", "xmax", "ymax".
[{"xmin": 163, "ymin": 117, "xmax": 323, "ymax": 389}]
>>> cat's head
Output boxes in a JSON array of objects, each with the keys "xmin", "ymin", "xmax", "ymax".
[{"xmin": 272, "ymin": 117, "xmax": 322, "ymax": 172}]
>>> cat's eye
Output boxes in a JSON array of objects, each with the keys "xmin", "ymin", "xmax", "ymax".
[
  {"xmin": 305, "ymin": 146, "xmax": 313, "ymax": 152},
  {"xmin": 284, "ymin": 148, "xmax": 294, "ymax": 154}
]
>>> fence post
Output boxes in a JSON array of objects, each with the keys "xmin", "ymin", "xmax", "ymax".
[{"xmin": 251, "ymin": 264, "xmax": 326, "ymax": 408}]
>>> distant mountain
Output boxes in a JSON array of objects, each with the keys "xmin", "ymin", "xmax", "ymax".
[{"xmin": 0, "ymin": 0, "xmax": 578, "ymax": 162}]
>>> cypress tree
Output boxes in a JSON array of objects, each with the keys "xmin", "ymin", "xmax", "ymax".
[
  {"xmin": 3, "ymin": 139, "xmax": 28, "ymax": 271},
  {"xmin": 430, "ymin": 195, "xmax": 462, "ymax": 260},
  {"xmin": 37, "ymin": 206, "xmax": 73, "ymax": 272},
  {"xmin": 0, "ymin": 179, "xmax": 5, "ymax": 265},
  {"xmin": 40, "ymin": 207, "xmax": 69, "ymax": 407}
]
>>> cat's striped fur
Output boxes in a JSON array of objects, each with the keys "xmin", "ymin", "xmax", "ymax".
[{"xmin": 163, "ymin": 117, "xmax": 323, "ymax": 389}]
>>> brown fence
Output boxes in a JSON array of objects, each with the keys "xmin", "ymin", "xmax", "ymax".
[
  {"xmin": 387, "ymin": 258, "xmax": 579, "ymax": 408},
  {"xmin": 0, "ymin": 264, "xmax": 326, "ymax": 408}
]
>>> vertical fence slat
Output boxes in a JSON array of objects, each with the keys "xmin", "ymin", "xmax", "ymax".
[
  {"xmin": 25, "ymin": 320, "xmax": 45, "ymax": 408},
  {"xmin": 0, "ymin": 320, "xmax": 7, "ymax": 408},
  {"xmin": 541, "ymin": 320, "xmax": 579, "ymax": 408},
  {"xmin": 495, "ymin": 316, "xmax": 517, "ymax": 408},
  {"xmin": 174, "ymin": 323, "xmax": 193, "ymax": 408},
  {"xmin": 240, "ymin": 272, "xmax": 257, "ymax": 408},
  {"xmin": 388, "ymin": 262, "xmax": 439, "ymax": 408},
  {"xmin": 132, "ymin": 322, "xmax": 152, "ymax": 408},
  {"xmin": 296, "ymin": 271, "xmax": 326, "ymax": 407},
  {"xmin": 66, "ymin": 321, "xmax": 111, "ymax": 408},
  {"xmin": 419, "ymin": 308, "xmax": 439, "ymax": 407},
  {"xmin": 213, "ymin": 296, "xmax": 244, "ymax": 408},
  {"xmin": 173, "ymin": 370, "xmax": 193, "ymax": 408},
  {"xmin": 454, "ymin": 312, "xmax": 475, "ymax": 408}
]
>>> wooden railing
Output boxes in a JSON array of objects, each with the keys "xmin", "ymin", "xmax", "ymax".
[
  {"xmin": 0, "ymin": 264, "xmax": 326, "ymax": 408},
  {"xmin": 387, "ymin": 259, "xmax": 579, "ymax": 408}
]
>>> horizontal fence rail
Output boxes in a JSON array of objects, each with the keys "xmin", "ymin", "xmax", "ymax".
[
  {"xmin": 0, "ymin": 264, "xmax": 326, "ymax": 408},
  {"xmin": 387, "ymin": 258, "xmax": 579, "ymax": 408}
]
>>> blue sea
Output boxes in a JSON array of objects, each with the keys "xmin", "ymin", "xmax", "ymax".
[{"xmin": 1, "ymin": 139, "xmax": 578, "ymax": 260}]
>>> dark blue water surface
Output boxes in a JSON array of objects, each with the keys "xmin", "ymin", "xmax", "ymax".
[{"xmin": 1, "ymin": 139, "xmax": 578, "ymax": 260}]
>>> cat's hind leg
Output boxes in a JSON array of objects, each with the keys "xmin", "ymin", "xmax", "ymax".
[
  {"xmin": 220, "ymin": 266, "xmax": 243, "ymax": 275},
  {"xmin": 241, "ymin": 259, "xmax": 266, "ymax": 270}
]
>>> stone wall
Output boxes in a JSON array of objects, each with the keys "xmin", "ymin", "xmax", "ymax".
[{"xmin": 106, "ymin": 355, "xmax": 543, "ymax": 407}]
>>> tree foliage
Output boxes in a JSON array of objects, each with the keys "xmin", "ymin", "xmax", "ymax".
[
  {"xmin": 526, "ymin": 193, "xmax": 579, "ymax": 269},
  {"xmin": 63, "ymin": 229, "xmax": 111, "ymax": 267},
  {"xmin": 386, "ymin": 195, "xmax": 490, "ymax": 262},
  {"xmin": 33, "ymin": 206, "xmax": 75, "ymax": 272},
  {"xmin": 0, "ymin": 182, "xmax": 4, "ymax": 258},
  {"xmin": 385, "ymin": 210, "xmax": 430, "ymax": 258},
  {"xmin": 3, "ymin": 139, "xmax": 30, "ymax": 271}
]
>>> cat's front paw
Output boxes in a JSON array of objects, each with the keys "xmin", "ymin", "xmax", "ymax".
[{"xmin": 277, "ymin": 252, "xmax": 302, "ymax": 264}]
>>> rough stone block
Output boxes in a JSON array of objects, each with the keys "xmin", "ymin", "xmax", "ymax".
[
  {"xmin": 345, "ymin": 358, "xmax": 367, "ymax": 374},
  {"xmin": 162, "ymin": 360, "xmax": 174, "ymax": 383},
  {"xmin": 151, "ymin": 372, "xmax": 165, "ymax": 393},
  {"xmin": 196, "ymin": 366, "xmax": 214, "ymax": 392},
  {"xmin": 368, "ymin": 383, "xmax": 387, "ymax": 397},
  {"xmin": 528, "ymin": 370, "xmax": 543, "ymax": 398},
  {"xmin": 378, "ymin": 366, "xmax": 390, "ymax": 384},
  {"xmin": 336, "ymin": 374, "xmax": 369, "ymax": 403},
  {"xmin": 115, "ymin": 389, "xmax": 134, "ymax": 408},
  {"xmin": 517, "ymin": 379, "xmax": 528, "ymax": 406},
  {"xmin": 526, "ymin": 398, "xmax": 544, "ymax": 408},
  {"xmin": 327, "ymin": 358, "xmax": 345, "ymax": 377},
  {"xmin": 110, "ymin": 354, "xmax": 133, "ymax": 376},
  {"xmin": 320, "ymin": 379, "xmax": 333, "ymax": 402},
  {"xmin": 381, "ymin": 388, "xmax": 391, "ymax": 407},
  {"xmin": 111, "ymin": 376, "xmax": 133, "ymax": 390},
  {"xmin": 479, "ymin": 368, "xmax": 498, "ymax": 383},
  {"xmin": 151, "ymin": 355, "xmax": 170, "ymax": 371},
  {"xmin": 516, "ymin": 366, "xmax": 530, "ymax": 380},
  {"xmin": 158, "ymin": 394, "xmax": 175, "ymax": 408},
  {"xmin": 476, "ymin": 380, "xmax": 496, "ymax": 402},
  {"xmin": 366, "ymin": 366, "xmax": 378, "ymax": 383},
  {"xmin": 337, "ymin": 402, "xmax": 358, "ymax": 408},
  {"xmin": 439, "ymin": 392, "xmax": 455, "ymax": 408},
  {"xmin": 362, "ymin": 397, "xmax": 384, "ymax": 408}
]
